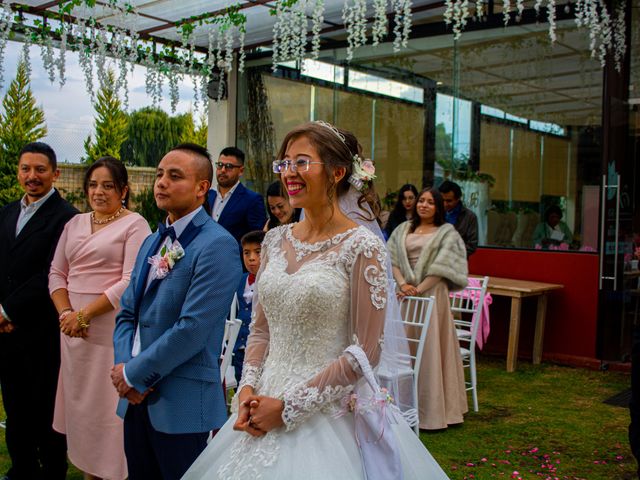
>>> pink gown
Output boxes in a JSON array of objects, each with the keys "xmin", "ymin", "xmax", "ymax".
[{"xmin": 49, "ymin": 212, "xmax": 151, "ymax": 479}]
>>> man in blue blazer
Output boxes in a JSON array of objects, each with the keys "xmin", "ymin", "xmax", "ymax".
[
  {"xmin": 112, "ymin": 143, "xmax": 242, "ymax": 480},
  {"xmin": 206, "ymin": 147, "xmax": 266, "ymax": 246}
]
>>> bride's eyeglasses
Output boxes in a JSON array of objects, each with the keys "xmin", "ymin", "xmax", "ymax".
[{"xmin": 272, "ymin": 158, "xmax": 324, "ymax": 174}]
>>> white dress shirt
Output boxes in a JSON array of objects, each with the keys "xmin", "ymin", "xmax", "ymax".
[
  {"xmin": 124, "ymin": 206, "xmax": 203, "ymax": 387},
  {"xmin": 243, "ymin": 277, "xmax": 255, "ymax": 305},
  {"xmin": 211, "ymin": 181, "xmax": 240, "ymax": 221},
  {"xmin": 16, "ymin": 187, "xmax": 56, "ymax": 236}
]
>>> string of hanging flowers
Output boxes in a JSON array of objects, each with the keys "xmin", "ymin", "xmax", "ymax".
[{"xmin": 0, "ymin": 0, "xmax": 629, "ymax": 110}]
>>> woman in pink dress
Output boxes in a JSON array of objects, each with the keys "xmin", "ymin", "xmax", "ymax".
[{"xmin": 49, "ymin": 156, "xmax": 151, "ymax": 480}]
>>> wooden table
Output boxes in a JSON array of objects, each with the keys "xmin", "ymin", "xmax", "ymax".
[{"xmin": 473, "ymin": 275, "xmax": 564, "ymax": 372}]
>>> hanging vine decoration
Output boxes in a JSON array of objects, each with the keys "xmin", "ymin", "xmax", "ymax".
[{"xmin": 0, "ymin": 0, "xmax": 629, "ymax": 113}]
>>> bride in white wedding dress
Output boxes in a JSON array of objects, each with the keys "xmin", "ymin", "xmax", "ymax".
[{"xmin": 182, "ymin": 122, "xmax": 449, "ymax": 480}]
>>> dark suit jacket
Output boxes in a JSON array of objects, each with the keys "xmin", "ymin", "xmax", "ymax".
[
  {"xmin": 0, "ymin": 190, "xmax": 78, "ymax": 349},
  {"xmin": 233, "ymin": 272, "xmax": 252, "ymax": 354},
  {"xmin": 207, "ymin": 183, "xmax": 266, "ymax": 244},
  {"xmin": 454, "ymin": 205, "xmax": 479, "ymax": 257}
]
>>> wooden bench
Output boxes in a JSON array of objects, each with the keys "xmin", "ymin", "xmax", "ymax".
[{"xmin": 473, "ymin": 275, "xmax": 564, "ymax": 372}]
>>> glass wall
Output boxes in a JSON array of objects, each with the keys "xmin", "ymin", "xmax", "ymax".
[
  {"xmin": 238, "ymin": 18, "xmax": 608, "ymax": 252},
  {"xmin": 237, "ymin": 66, "xmax": 425, "ymax": 202}
]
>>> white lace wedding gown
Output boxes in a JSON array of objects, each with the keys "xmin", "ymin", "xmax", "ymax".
[{"xmin": 183, "ymin": 225, "xmax": 449, "ymax": 480}]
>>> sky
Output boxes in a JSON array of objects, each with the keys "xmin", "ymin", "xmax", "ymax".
[{"xmin": 1, "ymin": 40, "xmax": 204, "ymax": 164}]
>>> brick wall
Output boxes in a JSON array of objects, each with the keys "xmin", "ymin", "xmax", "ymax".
[{"xmin": 57, "ymin": 163, "xmax": 156, "ymax": 211}]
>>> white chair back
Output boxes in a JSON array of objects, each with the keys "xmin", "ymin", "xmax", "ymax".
[
  {"xmin": 400, "ymin": 296, "xmax": 435, "ymax": 383},
  {"xmin": 220, "ymin": 294, "xmax": 241, "ymax": 384},
  {"xmin": 379, "ymin": 295, "xmax": 435, "ymax": 434},
  {"xmin": 450, "ymin": 276, "xmax": 489, "ymax": 412}
]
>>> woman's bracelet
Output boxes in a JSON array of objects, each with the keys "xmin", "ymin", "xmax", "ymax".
[
  {"xmin": 77, "ymin": 309, "xmax": 90, "ymax": 329},
  {"xmin": 58, "ymin": 309, "xmax": 73, "ymax": 321}
]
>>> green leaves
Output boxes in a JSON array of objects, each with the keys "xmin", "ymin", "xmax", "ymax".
[
  {"xmin": 0, "ymin": 59, "xmax": 47, "ymax": 206},
  {"xmin": 83, "ymin": 69, "xmax": 128, "ymax": 163}
]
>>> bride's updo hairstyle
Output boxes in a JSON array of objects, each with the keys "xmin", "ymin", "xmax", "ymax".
[{"xmin": 276, "ymin": 121, "xmax": 377, "ymax": 220}]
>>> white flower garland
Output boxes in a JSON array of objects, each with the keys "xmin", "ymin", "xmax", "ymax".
[
  {"xmin": 444, "ymin": 0, "xmax": 470, "ymax": 40},
  {"xmin": 392, "ymin": 0, "xmax": 411, "ymax": 50},
  {"xmin": 343, "ymin": 0, "xmax": 368, "ymax": 62},
  {"xmin": 0, "ymin": 0, "xmax": 12, "ymax": 90},
  {"xmin": 502, "ymin": 0, "xmax": 511, "ymax": 25},
  {"xmin": 272, "ymin": 0, "xmax": 309, "ymax": 68},
  {"xmin": 613, "ymin": 0, "xmax": 627, "ymax": 72},
  {"xmin": 516, "ymin": 0, "xmax": 525, "ymax": 21},
  {"xmin": 0, "ymin": 0, "xmax": 626, "ymax": 113},
  {"xmin": 547, "ymin": 0, "xmax": 557, "ymax": 43},
  {"xmin": 21, "ymin": 35, "xmax": 32, "ymax": 79},
  {"xmin": 57, "ymin": 22, "xmax": 68, "ymax": 87},
  {"xmin": 40, "ymin": 35, "xmax": 56, "ymax": 84},
  {"xmin": 167, "ymin": 65, "xmax": 182, "ymax": 113},
  {"xmin": 372, "ymin": 0, "xmax": 388, "ymax": 46},
  {"xmin": 75, "ymin": 16, "xmax": 95, "ymax": 100},
  {"xmin": 310, "ymin": 0, "xmax": 325, "ymax": 59}
]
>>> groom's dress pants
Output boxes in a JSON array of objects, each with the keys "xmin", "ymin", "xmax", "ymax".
[{"xmin": 124, "ymin": 400, "xmax": 208, "ymax": 480}]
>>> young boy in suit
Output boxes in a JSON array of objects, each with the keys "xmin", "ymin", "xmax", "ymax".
[{"xmin": 232, "ymin": 230, "xmax": 265, "ymax": 383}]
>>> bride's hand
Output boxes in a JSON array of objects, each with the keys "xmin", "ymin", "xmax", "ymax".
[
  {"xmin": 233, "ymin": 388, "xmax": 265, "ymax": 437},
  {"xmin": 246, "ymin": 395, "xmax": 285, "ymax": 433}
]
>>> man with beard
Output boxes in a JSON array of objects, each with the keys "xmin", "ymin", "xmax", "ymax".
[
  {"xmin": 0, "ymin": 142, "xmax": 77, "ymax": 480},
  {"xmin": 206, "ymin": 147, "xmax": 266, "ymax": 248}
]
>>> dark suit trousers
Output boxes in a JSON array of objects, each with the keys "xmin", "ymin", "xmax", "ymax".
[
  {"xmin": 124, "ymin": 401, "xmax": 208, "ymax": 480},
  {"xmin": 0, "ymin": 336, "xmax": 67, "ymax": 480}
]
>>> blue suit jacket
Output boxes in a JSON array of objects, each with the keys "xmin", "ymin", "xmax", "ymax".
[
  {"xmin": 233, "ymin": 273, "xmax": 252, "ymax": 354},
  {"xmin": 207, "ymin": 183, "xmax": 266, "ymax": 244},
  {"xmin": 113, "ymin": 208, "xmax": 242, "ymax": 434}
]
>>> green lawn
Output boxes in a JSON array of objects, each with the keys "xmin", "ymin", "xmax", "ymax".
[
  {"xmin": 0, "ymin": 356, "xmax": 635, "ymax": 479},
  {"xmin": 424, "ymin": 357, "xmax": 635, "ymax": 479}
]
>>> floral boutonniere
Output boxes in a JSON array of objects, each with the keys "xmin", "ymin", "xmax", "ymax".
[{"xmin": 148, "ymin": 240, "xmax": 185, "ymax": 280}]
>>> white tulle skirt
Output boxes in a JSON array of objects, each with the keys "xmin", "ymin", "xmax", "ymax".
[{"xmin": 182, "ymin": 409, "xmax": 449, "ymax": 479}]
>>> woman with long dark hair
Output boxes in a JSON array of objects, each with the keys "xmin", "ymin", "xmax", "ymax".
[
  {"xmin": 263, "ymin": 181, "xmax": 301, "ymax": 230},
  {"xmin": 384, "ymin": 183, "xmax": 418, "ymax": 238},
  {"xmin": 387, "ymin": 187, "xmax": 469, "ymax": 430}
]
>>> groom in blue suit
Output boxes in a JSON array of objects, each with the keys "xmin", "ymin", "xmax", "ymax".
[{"xmin": 112, "ymin": 143, "xmax": 242, "ymax": 480}]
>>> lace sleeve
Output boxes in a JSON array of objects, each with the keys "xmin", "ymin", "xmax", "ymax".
[
  {"xmin": 237, "ymin": 230, "xmax": 280, "ymax": 393},
  {"xmin": 281, "ymin": 232, "xmax": 388, "ymax": 431},
  {"xmin": 237, "ymin": 301, "xmax": 269, "ymax": 391}
]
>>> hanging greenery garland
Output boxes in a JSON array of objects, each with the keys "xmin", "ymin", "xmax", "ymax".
[{"xmin": 0, "ymin": 0, "xmax": 629, "ymax": 110}]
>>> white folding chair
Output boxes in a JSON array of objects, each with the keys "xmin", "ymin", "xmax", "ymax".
[
  {"xmin": 220, "ymin": 294, "xmax": 241, "ymax": 396},
  {"xmin": 449, "ymin": 276, "xmax": 489, "ymax": 412},
  {"xmin": 377, "ymin": 295, "xmax": 435, "ymax": 435}
]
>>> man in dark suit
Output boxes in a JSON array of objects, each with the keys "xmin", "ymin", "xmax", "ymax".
[
  {"xmin": 439, "ymin": 180, "xmax": 479, "ymax": 257},
  {"xmin": 112, "ymin": 143, "xmax": 241, "ymax": 480},
  {"xmin": 206, "ymin": 147, "xmax": 266, "ymax": 245},
  {"xmin": 0, "ymin": 142, "xmax": 78, "ymax": 480}
]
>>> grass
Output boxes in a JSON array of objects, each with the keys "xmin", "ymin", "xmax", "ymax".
[
  {"xmin": 425, "ymin": 356, "xmax": 635, "ymax": 479},
  {"xmin": 0, "ymin": 356, "xmax": 634, "ymax": 479}
]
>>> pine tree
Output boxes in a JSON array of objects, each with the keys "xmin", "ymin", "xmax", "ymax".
[
  {"xmin": 193, "ymin": 113, "xmax": 208, "ymax": 147},
  {"xmin": 0, "ymin": 59, "xmax": 47, "ymax": 167},
  {"xmin": 178, "ymin": 111, "xmax": 208, "ymax": 148},
  {"xmin": 0, "ymin": 59, "xmax": 47, "ymax": 206},
  {"xmin": 84, "ymin": 70, "xmax": 128, "ymax": 163}
]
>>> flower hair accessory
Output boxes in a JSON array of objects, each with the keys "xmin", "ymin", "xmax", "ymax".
[
  {"xmin": 148, "ymin": 241, "xmax": 185, "ymax": 280},
  {"xmin": 349, "ymin": 154, "xmax": 376, "ymax": 192}
]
